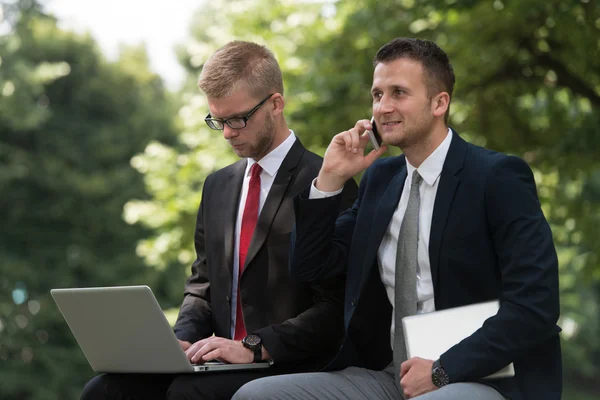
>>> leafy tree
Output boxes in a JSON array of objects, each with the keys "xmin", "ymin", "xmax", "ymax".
[{"xmin": 0, "ymin": 1, "xmax": 177, "ymax": 398}]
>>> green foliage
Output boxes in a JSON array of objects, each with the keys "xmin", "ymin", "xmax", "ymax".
[{"xmin": 0, "ymin": 2, "xmax": 177, "ymax": 398}]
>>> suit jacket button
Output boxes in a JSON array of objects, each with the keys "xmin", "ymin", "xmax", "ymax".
[
  {"xmin": 226, "ymin": 296, "xmax": 231, "ymax": 305},
  {"xmin": 351, "ymin": 299, "xmax": 357, "ymax": 307}
]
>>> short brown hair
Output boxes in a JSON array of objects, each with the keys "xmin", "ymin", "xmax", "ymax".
[
  {"xmin": 374, "ymin": 38, "xmax": 455, "ymax": 122},
  {"xmin": 198, "ymin": 41, "xmax": 284, "ymax": 99}
]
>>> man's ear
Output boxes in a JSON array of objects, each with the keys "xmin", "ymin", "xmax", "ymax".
[
  {"xmin": 271, "ymin": 93, "xmax": 285, "ymax": 116},
  {"xmin": 432, "ymin": 92, "xmax": 449, "ymax": 118}
]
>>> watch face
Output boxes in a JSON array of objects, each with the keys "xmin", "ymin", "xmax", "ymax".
[
  {"xmin": 432, "ymin": 366, "xmax": 450, "ymax": 387},
  {"xmin": 243, "ymin": 334, "xmax": 261, "ymax": 347}
]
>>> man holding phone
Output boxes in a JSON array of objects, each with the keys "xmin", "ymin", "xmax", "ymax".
[
  {"xmin": 234, "ymin": 37, "xmax": 561, "ymax": 399},
  {"xmin": 81, "ymin": 41, "xmax": 357, "ymax": 400}
]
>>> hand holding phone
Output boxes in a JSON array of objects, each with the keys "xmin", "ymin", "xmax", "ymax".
[{"xmin": 366, "ymin": 116, "xmax": 383, "ymax": 151}]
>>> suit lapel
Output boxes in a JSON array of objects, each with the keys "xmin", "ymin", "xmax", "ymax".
[
  {"xmin": 242, "ymin": 138, "xmax": 305, "ymax": 273},
  {"xmin": 361, "ymin": 161, "xmax": 407, "ymax": 282},
  {"xmin": 224, "ymin": 161, "xmax": 247, "ymax": 276},
  {"xmin": 429, "ymin": 131, "xmax": 467, "ymax": 293}
]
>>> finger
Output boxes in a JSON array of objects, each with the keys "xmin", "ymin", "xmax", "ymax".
[
  {"xmin": 189, "ymin": 346, "xmax": 203, "ymax": 363},
  {"xmin": 399, "ymin": 377, "xmax": 412, "ymax": 399},
  {"xmin": 185, "ymin": 343, "xmax": 199, "ymax": 359},
  {"xmin": 344, "ymin": 131, "xmax": 363, "ymax": 154},
  {"xmin": 190, "ymin": 341, "xmax": 218, "ymax": 363},
  {"xmin": 202, "ymin": 348, "xmax": 223, "ymax": 362},
  {"xmin": 359, "ymin": 119, "xmax": 374, "ymax": 145},
  {"xmin": 333, "ymin": 131, "xmax": 353, "ymax": 152},
  {"xmin": 400, "ymin": 359, "xmax": 412, "ymax": 377},
  {"xmin": 341, "ymin": 130, "xmax": 352, "ymax": 152},
  {"xmin": 349, "ymin": 119, "xmax": 370, "ymax": 153},
  {"xmin": 354, "ymin": 119, "xmax": 371, "ymax": 133},
  {"xmin": 346, "ymin": 127, "xmax": 361, "ymax": 153},
  {"xmin": 185, "ymin": 337, "xmax": 208, "ymax": 358}
]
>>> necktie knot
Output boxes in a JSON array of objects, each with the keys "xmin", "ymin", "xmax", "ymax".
[
  {"xmin": 250, "ymin": 163, "xmax": 262, "ymax": 179},
  {"xmin": 411, "ymin": 171, "xmax": 423, "ymax": 186}
]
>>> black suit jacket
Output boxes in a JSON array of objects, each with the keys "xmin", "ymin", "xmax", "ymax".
[
  {"xmin": 291, "ymin": 131, "xmax": 562, "ymax": 399},
  {"xmin": 174, "ymin": 138, "xmax": 358, "ymax": 371}
]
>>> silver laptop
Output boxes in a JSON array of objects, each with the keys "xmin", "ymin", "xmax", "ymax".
[
  {"xmin": 51, "ymin": 285, "xmax": 271, "ymax": 373},
  {"xmin": 402, "ymin": 300, "xmax": 515, "ymax": 379}
]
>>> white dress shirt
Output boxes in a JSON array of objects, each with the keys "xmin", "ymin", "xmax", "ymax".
[
  {"xmin": 310, "ymin": 128, "xmax": 453, "ymax": 348},
  {"xmin": 230, "ymin": 130, "xmax": 297, "ymax": 338}
]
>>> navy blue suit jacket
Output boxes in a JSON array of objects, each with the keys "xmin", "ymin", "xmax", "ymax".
[{"xmin": 291, "ymin": 131, "xmax": 562, "ymax": 400}]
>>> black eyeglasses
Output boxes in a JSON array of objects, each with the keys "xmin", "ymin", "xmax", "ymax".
[{"xmin": 205, "ymin": 93, "xmax": 274, "ymax": 130}]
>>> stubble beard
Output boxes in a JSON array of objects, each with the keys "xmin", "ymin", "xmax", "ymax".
[
  {"xmin": 386, "ymin": 108, "xmax": 435, "ymax": 150},
  {"xmin": 233, "ymin": 114, "xmax": 276, "ymax": 160}
]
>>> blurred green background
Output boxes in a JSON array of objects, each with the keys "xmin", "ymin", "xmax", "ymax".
[{"xmin": 1, "ymin": 0, "xmax": 598, "ymax": 398}]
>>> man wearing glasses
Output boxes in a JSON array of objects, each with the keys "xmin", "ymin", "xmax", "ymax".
[{"xmin": 81, "ymin": 41, "xmax": 357, "ymax": 400}]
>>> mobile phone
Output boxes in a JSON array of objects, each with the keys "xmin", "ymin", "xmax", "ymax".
[{"xmin": 366, "ymin": 116, "xmax": 382, "ymax": 150}]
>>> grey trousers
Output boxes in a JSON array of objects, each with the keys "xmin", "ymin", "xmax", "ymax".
[{"xmin": 232, "ymin": 366, "xmax": 506, "ymax": 400}]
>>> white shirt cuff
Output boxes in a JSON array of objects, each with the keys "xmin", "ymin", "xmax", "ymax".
[{"xmin": 308, "ymin": 178, "xmax": 344, "ymax": 199}]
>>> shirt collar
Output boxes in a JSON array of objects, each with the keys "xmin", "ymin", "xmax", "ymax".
[
  {"xmin": 246, "ymin": 130, "xmax": 296, "ymax": 177},
  {"xmin": 406, "ymin": 128, "xmax": 453, "ymax": 186}
]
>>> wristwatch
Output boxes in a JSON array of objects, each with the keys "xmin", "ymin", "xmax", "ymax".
[
  {"xmin": 241, "ymin": 334, "xmax": 263, "ymax": 363},
  {"xmin": 432, "ymin": 359, "xmax": 450, "ymax": 388}
]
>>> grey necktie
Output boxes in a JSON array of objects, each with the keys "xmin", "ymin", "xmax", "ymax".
[{"xmin": 393, "ymin": 171, "xmax": 422, "ymax": 382}]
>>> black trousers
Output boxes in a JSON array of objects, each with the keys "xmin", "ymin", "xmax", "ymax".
[{"xmin": 80, "ymin": 367, "xmax": 297, "ymax": 400}]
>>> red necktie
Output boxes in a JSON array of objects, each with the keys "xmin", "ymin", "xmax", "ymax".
[{"xmin": 234, "ymin": 163, "xmax": 262, "ymax": 340}]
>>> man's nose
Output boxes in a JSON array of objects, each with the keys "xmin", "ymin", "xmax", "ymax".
[
  {"xmin": 375, "ymin": 94, "xmax": 395, "ymax": 115},
  {"xmin": 222, "ymin": 124, "xmax": 239, "ymax": 140}
]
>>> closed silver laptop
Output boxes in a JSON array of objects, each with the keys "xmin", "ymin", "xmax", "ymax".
[
  {"xmin": 51, "ymin": 286, "xmax": 270, "ymax": 373},
  {"xmin": 402, "ymin": 300, "xmax": 515, "ymax": 379}
]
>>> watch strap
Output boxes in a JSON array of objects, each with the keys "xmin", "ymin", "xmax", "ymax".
[{"xmin": 252, "ymin": 346, "xmax": 261, "ymax": 363}]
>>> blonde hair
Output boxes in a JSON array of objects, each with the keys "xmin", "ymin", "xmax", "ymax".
[{"xmin": 198, "ymin": 41, "xmax": 284, "ymax": 99}]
